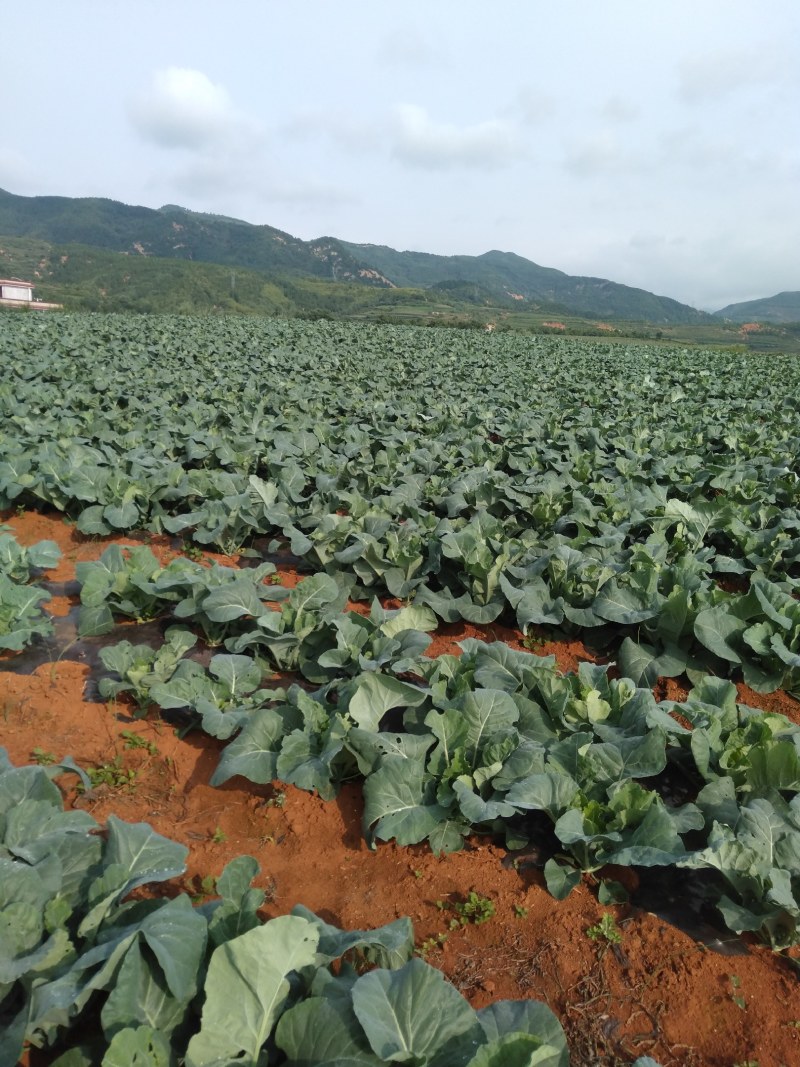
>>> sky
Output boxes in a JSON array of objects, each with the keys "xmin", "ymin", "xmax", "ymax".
[{"xmin": 3, "ymin": 1, "xmax": 799, "ymax": 311}]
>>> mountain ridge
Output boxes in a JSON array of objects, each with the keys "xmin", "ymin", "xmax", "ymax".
[
  {"xmin": 713, "ymin": 291, "xmax": 800, "ymax": 325},
  {"xmin": 0, "ymin": 186, "xmax": 735, "ymax": 324}
]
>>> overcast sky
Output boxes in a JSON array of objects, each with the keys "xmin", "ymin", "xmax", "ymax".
[{"xmin": 3, "ymin": 1, "xmax": 799, "ymax": 310}]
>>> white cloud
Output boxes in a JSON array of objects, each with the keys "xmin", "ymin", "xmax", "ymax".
[
  {"xmin": 678, "ymin": 46, "xmax": 790, "ymax": 102},
  {"xmin": 564, "ymin": 130, "xmax": 628, "ymax": 176},
  {"xmin": 281, "ymin": 110, "xmax": 380, "ymax": 154},
  {"xmin": 583, "ymin": 225, "xmax": 800, "ymax": 312},
  {"xmin": 514, "ymin": 86, "xmax": 557, "ymax": 124},
  {"xmin": 391, "ymin": 104, "xmax": 521, "ymax": 170},
  {"xmin": 600, "ymin": 96, "xmax": 638, "ymax": 122},
  {"xmin": 259, "ymin": 178, "xmax": 357, "ymax": 208},
  {"xmin": 130, "ymin": 68, "xmax": 247, "ymax": 150}
]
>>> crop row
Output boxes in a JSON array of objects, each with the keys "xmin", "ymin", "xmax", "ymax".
[{"xmin": 5, "ymin": 529, "xmax": 800, "ymax": 960}]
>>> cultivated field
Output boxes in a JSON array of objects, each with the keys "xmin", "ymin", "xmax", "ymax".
[{"xmin": 2, "ymin": 313, "xmax": 800, "ymax": 1065}]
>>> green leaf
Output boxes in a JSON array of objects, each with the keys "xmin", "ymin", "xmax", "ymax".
[
  {"xmin": 101, "ymin": 1026, "xmax": 173, "ymax": 1067},
  {"xmin": 694, "ymin": 606, "xmax": 747, "ymax": 663},
  {"xmin": 210, "ymin": 706, "xmax": 290, "ymax": 787},
  {"xmin": 427, "ymin": 817, "xmax": 471, "ymax": 855},
  {"xmin": 607, "ymin": 802, "xmax": 688, "ymax": 866},
  {"xmin": 185, "ymin": 915, "xmax": 319, "ymax": 1067},
  {"xmin": 105, "ymin": 816, "xmax": 189, "ymax": 897},
  {"xmin": 379, "ymin": 604, "xmax": 438, "ymax": 637},
  {"xmin": 466, "ymin": 1035, "xmax": 564, "ymax": 1067},
  {"xmin": 140, "ymin": 894, "xmax": 207, "ymax": 1001},
  {"xmin": 456, "ymin": 689, "xmax": 519, "ymax": 768},
  {"xmin": 201, "ymin": 579, "xmax": 267, "ymax": 622},
  {"xmin": 352, "ymin": 957, "xmax": 482, "ymax": 1064},
  {"xmin": 77, "ymin": 601, "xmax": 115, "ymax": 637},
  {"xmin": 275, "ymin": 996, "xmax": 382, "ymax": 1065},
  {"xmin": 362, "ymin": 757, "xmax": 448, "ymax": 848},
  {"xmin": 500, "ymin": 574, "xmax": 564, "ymax": 628},
  {"xmin": 543, "ymin": 858, "xmax": 581, "ymax": 900},
  {"xmin": 594, "ymin": 580, "xmax": 659, "ymax": 625},
  {"xmin": 207, "ymin": 855, "xmax": 265, "ymax": 946},
  {"xmin": 276, "ymin": 719, "xmax": 349, "ymax": 800},
  {"xmin": 505, "ymin": 774, "xmax": 580, "ymax": 821},
  {"xmin": 208, "ymin": 653, "xmax": 262, "ymax": 697},
  {"xmin": 291, "ymin": 905, "xmax": 413, "ymax": 970},
  {"xmin": 100, "ymin": 943, "xmax": 188, "ymax": 1042},
  {"xmin": 453, "ymin": 780, "xmax": 517, "ymax": 823},
  {"xmin": 618, "ymin": 638, "xmax": 686, "ymax": 688},
  {"xmin": 478, "ymin": 1000, "xmax": 568, "ymax": 1067},
  {"xmin": 290, "ymin": 572, "xmax": 342, "ymax": 615},
  {"xmin": 347, "ymin": 673, "xmax": 428, "ymax": 733}
]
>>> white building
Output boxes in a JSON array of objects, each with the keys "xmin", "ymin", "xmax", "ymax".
[
  {"xmin": 0, "ymin": 278, "xmax": 59, "ymax": 309},
  {"xmin": 0, "ymin": 278, "xmax": 34, "ymax": 302}
]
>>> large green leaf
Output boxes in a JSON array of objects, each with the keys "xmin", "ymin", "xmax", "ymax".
[
  {"xmin": 478, "ymin": 1000, "xmax": 568, "ymax": 1067},
  {"xmin": 275, "ymin": 996, "xmax": 382, "ymax": 1065},
  {"xmin": 351, "ymin": 957, "xmax": 483, "ymax": 1064},
  {"xmin": 185, "ymin": 915, "xmax": 319, "ymax": 1067},
  {"xmin": 201, "ymin": 579, "xmax": 268, "ymax": 622},
  {"xmin": 362, "ymin": 757, "xmax": 448, "ymax": 848},
  {"xmin": 210, "ymin": 706, "xmax": 295, "ymax": 787},
  {"xmin": 101, "ymin": 1026, "xmax": 173, "ymax": 1067},
  {"xmin": 466, "ymin": 1036, "xmax": 564, "ymax": 1067},
  {"xmin": 104, "ymin": 816, "xmax": 189, "ymax": 898},
  {"xmin": 100, "ymin": 943, "xmax": 189, "ymax": 1041},
  {"xmin": 694, "ymin": 605, "xmax": 747, "ymax": 663},
  {"xmin": 347, "ymin": 673, "xmax": 428, "ymax": 733},
  {"xmin": 291, "ymin": 905, "xmax": 413, "ymax": 969}
]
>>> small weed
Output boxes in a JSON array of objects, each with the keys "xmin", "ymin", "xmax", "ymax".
[
  {"xmin": 85, "ymin": 756, "xmax": 137, "ymax": 791},
  {"xmin": 188, "ymin": 874, "xmax": 217, "ymax": 903},
  {"xmin": 522, "ymin": 631, "xmax": 548, "ymax": 651},
  {"xmin": 267, "ymin": 573, "xmax": 283, "ymax": 585},
  {"xmin": 265, "ymin": 790, "xmax": 286, "ymax": 809},
  {"xmin": 455, "ymin": 891, "xmax": 496, "ymax": 926},
  {"xmin": 182, "ymin": 541, "xmax": 205, "ymax": 562},
  {"xmin": 211, "ymin": 826, "xmax": 226, "ymax": 844},
  {"xmin": 436, "ymin": 891, "xmax": 496, "ymax": 928},
  {"xmin": 417, "ymin": 933, "xmax": 448, "ymax": 958},
  {"xmin": 120, "ymin": 730, "xmax": 158, "ymax": 756},
  {"xmin": 411, "ymin": 868, "xmax": 423, "ymax": 879},
  {"xmin": 513, "ymin": 904, "xmax": 529, "ymax": 920},
  {"xmin": 31, "ymin": 747, "xmax": 57, "ymax": 766},
  {"xmin": 586, "ymin": 913, "xmax": 622, "ymax": 944},
  {"xmin": 729, "ymin": 975, "xmax": 747, "ymax": 1011},
  {"xmin": 15, "ymin": 503, "xmax": 26, "ymax": 518}
]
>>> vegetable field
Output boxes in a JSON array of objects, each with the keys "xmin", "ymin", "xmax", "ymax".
[{"xmin": 2, "ymin": 312, "xmax": 800, "ymax": 1066}]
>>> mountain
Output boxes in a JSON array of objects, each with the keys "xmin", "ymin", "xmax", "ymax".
[
  {"xmin": 339, "ymin": 243, "xmax": 709, "ymax": 324},
  {"xmin": 0, "ymin": 189, "xmax": 391, "ymax": 287},
  {"xmin": 0, "ymin": 187, "xmax": 711, "ymax": 323},
  {"xmin": 714, "ymin": 292, "xmax": 800, "ymax": 325}
]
